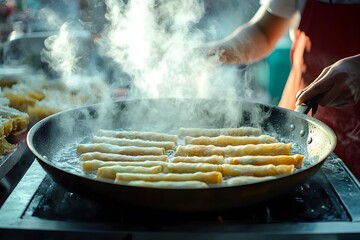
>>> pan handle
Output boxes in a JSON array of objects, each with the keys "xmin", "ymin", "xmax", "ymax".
[{"xmin": 294, "ymin": 96, "xmax": 318, "ymax": 116}]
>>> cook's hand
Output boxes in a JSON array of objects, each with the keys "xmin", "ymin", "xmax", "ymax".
[{"xmin": 296, "ymin": 54, "xmax": 360, "ymax": 108}]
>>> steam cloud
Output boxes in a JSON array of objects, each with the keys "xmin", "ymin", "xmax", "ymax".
[
  {"xmin": 100, "ymin": 0, "xmax": 228, "ymax": 99},
  {"xmin": 41, "ymin": 0, "xmax": 270, "ymax": 130}
]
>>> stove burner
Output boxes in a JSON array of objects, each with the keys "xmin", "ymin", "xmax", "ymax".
[
  {"xmin": 27, "ymin": 172, "xmax": 348, "ymax": 224},
  {"xmin": 1, "ymin": 152, "xmax": 360, "ymax": 239}
]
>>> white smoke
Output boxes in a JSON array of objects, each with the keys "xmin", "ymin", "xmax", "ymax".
[
  {"xmin": 39, "ymin": 0, "xmax": 271, "ymax": 129},
  {"xmin": 97, "ymin": 0, "xmax": 226, "ymax": 99},
  {"xmin": 43, "ymin": 23, "xmax": 87, "ymax": 77},
  {"xmin": 41, "ymin": 0, "xmax": 269, "ymax": 102}
]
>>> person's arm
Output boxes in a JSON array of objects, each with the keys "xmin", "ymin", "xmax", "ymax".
[
  {"xmin": 296, "ymin": 54, "xmax": 360, "ymax": 108},
  {"xmin": 204, "ymin": 5, "xmax": 291, "ymax": 64}
]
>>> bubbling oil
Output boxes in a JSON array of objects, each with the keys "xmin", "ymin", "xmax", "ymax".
[
  {"xmin": 52, "ymin": 136, "xmax": 91, "ymax": 176},
  {"xmin": 50, "ymin": 129, "xmax": 320, "ymax": 181}
]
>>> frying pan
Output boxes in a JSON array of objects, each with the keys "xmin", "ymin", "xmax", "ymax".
[{"xmin": 26, "ymin": 98, "xmax": 336, "ymax": 211}]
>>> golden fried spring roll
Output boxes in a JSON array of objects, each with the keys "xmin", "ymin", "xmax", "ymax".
[
  {"xmin": 171, "ymin": 155, "xmax": 224, "ymax": 164},
  {"xmin": 120, "ymin": 180, "xmax": 209, "ymax": 189},
  {"xmin": 82, "ymin": 160, "xmax": 167, "ymax": 171},
  {"xmin": 96, "ymin": 130, "xmax": 178, "ymax": 142},
  {"xmin": 0, "ymin": 118, "xmax": 13, "ymax": 137},
  {"xmin": 27, "ymin": 105, "xmax": 59, "ymax": 120},
  {"xmin": 0, "ymin": 109, "xmax": 23, "ymax": 136},
  {"xmin": 97, "ymin": 165, "xmax": 162, "ymax": 179},
  {"xmin": 179, "ymin": 127, "xmax": 262, "ymax": 137},
  {"xmin": 175, "ymin": 143, "xmax": 292, "ymax": 157},
  {"xmin": 80, "ymin": 152, "xmax": 168, "ymax": 162},
  {"xmin": 115, "ymin": 171, "xmax": 222, "ymax": 184},
  {"xmin": 0, "ymin": 105, "xmax": 29, "ymax": 135},
  {"xmin": 77, "ymin": 143, "xmax": 165, "ymax": 155},
  {"xmin": 164, "ymin": 162, "xmax": 222, "ymax": 173},
  {"xmin": 92, "ymin": 136, "xmax": 176, "ymax": 150},
  {"xmin": 222, "ymin": 164, "xmax": 294, "ymax": 177},
  {"xmin": 0, "ymin": 138, "xmax": 16, "ymax": 155},
  {"xmin": 226, "ymin": 176, "xmax": 277, "ymax": 186},
  {"xmin": 225, "ymin": 154, "xmax": 304, "ymax": 168},
  {"xmin": 275, "ymin": 165, "xmax": 295, "ymax": 175},
  {"xmin": 185, "ymin": 135, "xmax": 278, "ymax": 146}
]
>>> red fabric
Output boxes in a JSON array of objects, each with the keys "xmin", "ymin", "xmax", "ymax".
[{"xmin": 279, "ymin": 0, "xmax": 360, "ymax": 179}]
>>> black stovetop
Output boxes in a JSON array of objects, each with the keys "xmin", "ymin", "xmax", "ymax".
[{"xmin": 0, "ymin": 147, "xmax": 360, "ymax": 240}]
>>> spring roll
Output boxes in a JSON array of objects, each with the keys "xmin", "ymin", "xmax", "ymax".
[
  {"xmin": 115, "ymin": 171, "xmax": 223, "ymax": 184},
  {"xmin": 175, "ymin": 143, "xmax": 292, "ymax": 157},
  {"xmin": 119, "ymin": 180, "xmax": 209, "ymax": 189},
  {"xmin": 171, "ymin": 155, "xmax": 224, "ymax": 164},
  {"xmin": 96, "ymin": 129, "xmax": 178, "ymax": 142},
  {"xmin": 275, "ymin": 164, "xmax": 295, "ymax": 175},
  {"xmin": 164, "ymin": 162, "xmax": 222, "ymax": 173},
  {"xmin": 0, "ymin": 117, "xmax": 14, "ymax": 137},
  {"xmin": 226, "ymin": 176, "xmax": 277, "ymax": 186},
  {"xmin": 0, "ymin": 138, "xmax": 16, "ymax": 155},
  {"xmin": 82, "ymin": 160, "xmax": 167, "ymax": 171},
  {"xmin": 77, "ymin": 143, "xmax": 165, "ymax": 155},
  {"xmin": 222, "ymin": 164, "xmax": 294, "ymax": 177},
  {"xmin": 0, "ymin": 105, "xmax": 29, "ymax": 135},
  {"xmin": 97, "ymin": 165, "xmax": 162, "ymax": 179},
  {"xmin": 179, "ymin": 127, "xmax": 262, "ymax": 137},
  {"xmin": 225, "ymin": 154, "xmax": 304, "ymax": 168},
  {"xmin": 185, "ymin": 135, "xmax": 278, "ymax": 146},
  {"xmin": 80, "ymin": 152, "xmax": 168, "ymax": 162},
  {"xmin": 92, "ymin": 136, "xmax": 176, "ymax": 150}
]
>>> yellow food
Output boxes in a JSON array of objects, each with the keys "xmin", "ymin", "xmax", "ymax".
[
  {"xmin": 77, "ymin": 128, "xmax": 304, "ymax": 189},
  {"xmin": 184, "ymin": 135, "xmax": 278, "ymax": 146},
  {"xmin": 115, "ymin": 171, "xmax": 223, "ymax": 184},
  {"xmin": 225, "ymin": 154, "xmax": 304, "ymax": 168},
  {"xmin": 175, "ymin": 143, "xmax": 292, "ymax": 157},
  {"xmin": 77, "ymin": 143, "xmax": 165, "ymax": 155},
  {"xmin": 179, "ymin": 127, "xmax": 262, "ymax": 137}
]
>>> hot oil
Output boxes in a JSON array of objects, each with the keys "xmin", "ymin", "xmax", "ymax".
[
  {"xmin": 52, "ymin": 136, "xmax": 93, "ymax": 177},
  {"xmin": 49, "ymin": 129, "xmax": 318, "ymax": 185},
  {"xmin": 273, "ymin": 132, "xmax": 320, "ymax": 170}
]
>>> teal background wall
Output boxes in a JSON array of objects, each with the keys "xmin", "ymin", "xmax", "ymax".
[
  {"xmin": 266, "ymin": 34, "xmax": 292, "ymax": 104},
  {"xmin": 201, "ymin": 0, "xmax": 292, "ymax": 105}
]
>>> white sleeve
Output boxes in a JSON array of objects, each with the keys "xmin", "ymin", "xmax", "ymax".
[{"xmin": 259, "ymin": 0, "xmax": 298, "ymax": 19}]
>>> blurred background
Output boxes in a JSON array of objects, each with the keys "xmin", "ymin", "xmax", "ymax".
[
  {"xmin": 0, "ymin": 0, "xmax": 291, "ymax": 108},
  {"xmin": 199, "ymin": 0, "xmax": 291, "ymax": 105}
]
